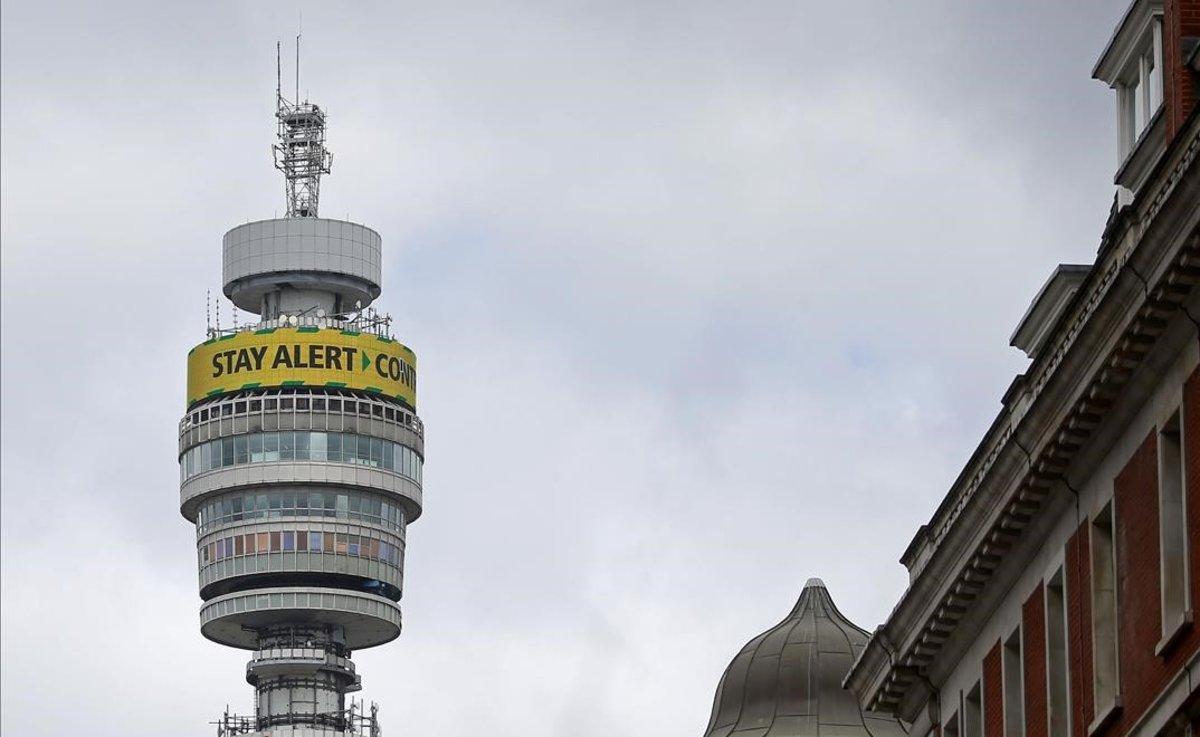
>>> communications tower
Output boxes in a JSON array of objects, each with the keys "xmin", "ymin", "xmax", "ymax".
[{"xmin": 179, "ymin": 43, "xmax": 423, "ymax": 736}]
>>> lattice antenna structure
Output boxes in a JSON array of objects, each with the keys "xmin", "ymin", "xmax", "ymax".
[{"xmin": 273, "ymin": 37, "xmax": 333, "ymax": 218}]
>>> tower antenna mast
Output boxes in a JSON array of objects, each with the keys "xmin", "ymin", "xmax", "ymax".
[{"xmin": 272, "ymin": 36, "xmax": 332, "ymax": 218}]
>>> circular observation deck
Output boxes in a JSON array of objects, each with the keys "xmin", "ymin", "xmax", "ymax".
[
  {"xmin": 223, "ymin": 218, "xmax": 382, "ymax": 314},
  {"xmin": 200, "ymin": 586, "xmax": 402, "ymax": 650},
  {"xmin": 177, "ymin": 389, "xmax": 424, "ymax": 523}
]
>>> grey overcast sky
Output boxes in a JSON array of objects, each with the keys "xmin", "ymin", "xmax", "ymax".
[{"xmin": 1, "ymin": 1, "xmax": 1130, "ymax": 734}]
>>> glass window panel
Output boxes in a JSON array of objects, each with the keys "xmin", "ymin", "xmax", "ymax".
[
  {"xmin": 328, "ymin": 433, "xmax": 342, "ymax": 462},
  {"xmin": 282, "ymin": 532, "xmax": 295, "ymax": 551},
  {"xmin": 309, "ymin": 532, "xmax": 323, "ymax": 551},
  {"xmin": 282, "ymin": 491, "xmax": 296, "ymax": 510},
  {"xmin": 295, "ymin": 431, "xmax": 310, "ymax": 460},
  {"xmin": 256, "ymin": 494, "xmax": 268, "ymax": 515},
  {"xmin": 358, "ymin": 402, "xmax": 370, "ymax": 415},
  {"xmin": 382, "ymin": 442, "xmax": 394, "ymax": 471},
  {"xmin": 234, "ymin": 401, "xmax": 247, "ymax": 414},
  {"xmin": 372, "ymin": 404, "xmax": 383, "ymax": 418},
  {"xmin": 348, "ymin": 536, "xmax": 360, "ymax": 556},
  {"xmin": 249, "ymin": 434, "xmax": 264, "ymax": 462},
  {"xmin": 309, "ymin": 491, "xmax": 323, "ymax": 511},
  {"xmin": 249, "ymin": 399, "xmax": 262, "ymax": 412},
  {"xmin": 262, "ymin": 433, "xmax": 279, "ymax": 461},
  {"xmin": 281, "ymin": 398, "xmax": 294, "ymax": 411},
  {"xmin": 280, "ymin": 432, "xmax": 296, "ymax": 460},
  {"xmin": 323, "ymin": 532, "xmax": 334, "ymax": 553},
  {"xmin": 328, "ymin": 398, "xmax": 341, "ymax": 412},
  {"xmin": 202, "ymin": 441, "xmax": 213, "ymax": 471},
  {"xmin": 256, "ymin": 532, "xmax": 269, "ymax": 551},
  {"xmin": 246, "ymin": 534, "xmax": 256, "ymax": 554},
  {"xmin": 313, "ymin": 397, "xmax": 326, "ymax": 411},
  {"xmin": 310, "ymin": 432, "xmax": 327, "ymax": 462},
  {"xmin": 335, "ymin": 534, "xmax": 348, "ymax": 555},
  {"xmin": 296, "ymin": 397, "xmax": 309, "ymax": 411},
  {"xmin": 234, "ymin": 435, "xmax": 248, "ymax": 464},
  {"xmin": 370, "ymin": 438, "xmax": 383, "ymax": 467},
  {"xmin": 297, "ymin": 530, "xmax": 307, "ymax": 551},
  {"xmin": 270, "ymin": 532, "xmax": 281, "ymax": 551},
  {"xmin": 357, "ymin": 435, "xmax": 371, "ymax": 464},
  {"xmin": 265, "ymin": 398, "xmax": 277, "ymax": 411},
  {"xmin": 235, "ymin": 536, "xmax": 245, "ymax": 555}
]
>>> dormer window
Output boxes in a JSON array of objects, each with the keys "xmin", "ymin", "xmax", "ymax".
[
  {"xmin": 1094, "ymin": 0, "xmax": 1166, "ymax": 197},
  {"xmin": 1116, "ymin": 18, "xmax": 1163, "ymax": 159}
]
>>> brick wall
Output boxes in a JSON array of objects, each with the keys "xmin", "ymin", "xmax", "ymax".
[
  {"xmin": 1023, "ymin": 586, "xmax": 1047, "ymax": 737},
  {"xmin": 1164, "ymin": 0, "xmax": 1200, "ymax": 138},
  {"xmin": 984, "ymin": 642, "xmax": 1004, "ymax": 737},
  {"xmin": 1111, "ymin": 430, "xmax": 1166, "ymax": 726},
  {"xmin": 1070, "ymin": 367, "xmax": 1200, "ymax": 737}
]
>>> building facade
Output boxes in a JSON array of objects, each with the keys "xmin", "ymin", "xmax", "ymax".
[
  {"xmin": 845, "ymin": 10, "xmax": 1200, "ymax": 737},
  {"xmin": 178, "ymin": 59, "xmax": 423, "ymax": 736}
]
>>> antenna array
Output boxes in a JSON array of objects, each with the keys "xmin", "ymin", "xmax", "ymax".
[{"xmin": 273, "ymin": 37, "xmax": 333, "ymax": 218}]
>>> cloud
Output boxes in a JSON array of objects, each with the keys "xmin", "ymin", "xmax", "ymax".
[{"xmin": 2, "ymin": 1, "xmax": 1126, "ymax": 734}]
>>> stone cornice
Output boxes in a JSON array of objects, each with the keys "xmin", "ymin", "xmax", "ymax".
[{"xmin": 845, "ymin": 109, "xmax": 1200, "ymax": 717}]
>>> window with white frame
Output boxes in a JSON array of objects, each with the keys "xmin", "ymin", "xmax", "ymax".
[
  {"xmin": 965, "ymin": 681, "xmax": 983, "ymax": 737},
  {"xmin": 1003, "ymin": 627, "xmax": 1025, "ymax": 737},
  {"xmin": 1158, "ymin": 406, "xmax": 1191, "ymax": 646},
  {"xmin": 1045, "ymin": 570, "xmax": 1070, "ymax": 737},
  {"xmin": 1116, "ymin": 17, "xmax": 1164, "ymax": 160},
  {"xmin": 946, "ymin": 707, "xmax": 961, "ymax": 737},
  {"xmin": 1090, "ymin": 502, "xmax": 1120, "ymax": 717}
]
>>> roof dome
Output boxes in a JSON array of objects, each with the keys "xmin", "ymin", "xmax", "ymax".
[{"xmin": 703, "ymin": 578, "xmax": 909, "ymax": 737}]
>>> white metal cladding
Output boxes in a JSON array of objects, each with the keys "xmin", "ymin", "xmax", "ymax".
[
  {"xmin": 199, "ymin": 586, "xmax": 402, "ymax": 650},
  {"xmin": 179, "ymin": 462, "xmax": 424, "ymax": 522},
  {"xmin": 223, "ymin": 218, "xmax": 382, "ymax": 290}
]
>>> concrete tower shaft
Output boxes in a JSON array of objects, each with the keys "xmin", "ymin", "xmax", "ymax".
[{"xmin": 182, "ymin": 48, "xmax": 422, "ymax": 737}]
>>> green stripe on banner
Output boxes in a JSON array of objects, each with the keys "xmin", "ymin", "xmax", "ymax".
[
  {"xmin": 206, "ymin": 388, "xmax": 224, "ymax": 397},
  {"xmin": 324, "ymin": 381, "xmax": 347, "ymax": 388},
  {"xmin": 281, "ymin": 380, "xmax": 305, "ymax": 387},
  {"xmin": 254, "ymin": 327, "xmax": 277, "ymax": 335},
  {"xmin": 240, "ymin": 382, "xmax": 262, "ymax": 390},
  {"xmin": 340, "ymin": 330, "xmax": 361, "ymax": 336},
  {"xmin": 376, "ymin": 335, "xmax": 393, "ymax": 343},
  {"xmin": 364, "ymin": 386, "xmax": 382, "ymax": 394},
  {"xmin": 218, "ymin": 333, "xmax": 237, "ymax": 341},
  {"xmin": 297, "ymin": 326, "xmax": 320, "ymax": 333}
]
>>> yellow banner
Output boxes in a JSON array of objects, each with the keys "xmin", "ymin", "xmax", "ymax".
[{"xmin": 187, "ymin": 327, "xmax": 417, "ymax": 408}]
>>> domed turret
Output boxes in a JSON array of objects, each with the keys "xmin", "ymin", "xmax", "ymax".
[{"xmin": 703, "ymin": 578, "xmax": 909, "ymax": 737}]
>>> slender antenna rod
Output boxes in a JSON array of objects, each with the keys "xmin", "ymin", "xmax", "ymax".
[
  {"xmin": 276, "ymin": 41, "xmax": 282, "ymax": 105},
  {"xmin": 295, "ymin": 34, "xmax": 300, "ymax": 104}
]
